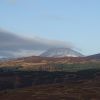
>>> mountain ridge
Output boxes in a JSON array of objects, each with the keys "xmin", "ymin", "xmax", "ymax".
[{"xmin": 87, "ymin": 53, "xmax": 100, "ymax": 59}]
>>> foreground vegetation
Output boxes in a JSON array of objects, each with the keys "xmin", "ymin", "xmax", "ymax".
[
  {"xmin": 1, "ymin": 78, "xmax": 100, "ymax": 100},
  {"xmin": 0, "ymin": 62, "xmax": 100, "ymax": 99}
]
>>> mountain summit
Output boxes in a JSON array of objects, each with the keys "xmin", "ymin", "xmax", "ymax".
[{"xmin": 40, "ymin": 48, "xmax": 84, "ymax": 58}]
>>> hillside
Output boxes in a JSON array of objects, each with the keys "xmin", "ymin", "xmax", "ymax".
[
  {"xmin": 0, "ymin": 56, "xmax": 91, "ymax": 71},
  {"xmin": 87, "ymin": 53, "xmax": 100, "ymax": 60},
  {"xmin": 0, "ymin": 55, "xmax": 100, "ymax": 71}
]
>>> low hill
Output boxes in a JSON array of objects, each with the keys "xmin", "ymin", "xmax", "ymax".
[{"xmin": 87, "ymin": 53, "xmax": 100, "ymax": 60}]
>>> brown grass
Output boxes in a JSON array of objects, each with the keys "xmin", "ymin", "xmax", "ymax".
[{"xmin": 0, "ymin": 79, "xmax": 100, "ymax": 100}]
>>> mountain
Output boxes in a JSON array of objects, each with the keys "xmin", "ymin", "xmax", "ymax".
[
  {"xmin": 87, "ymin": 53, "xmax": 100, "ymax": 60},
  {"xmin": 0, "ymin": 57, "xmax": 10, "ymax": 61},
  {"xmin": 40, "ymin": 48, "xmax": 84, "ymax": 58}
]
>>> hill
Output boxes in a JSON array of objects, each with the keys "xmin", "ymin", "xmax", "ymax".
[{"xmin": 87, "ymin": 53, "xmax": 100, "ymax": 60}]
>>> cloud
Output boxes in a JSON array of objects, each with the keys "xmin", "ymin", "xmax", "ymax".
[{"xmin": 0, "ymin": 29, "xmax": 74, "ymax": 57}]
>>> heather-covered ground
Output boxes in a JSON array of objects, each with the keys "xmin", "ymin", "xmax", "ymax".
[
  {"xmin": 0, "ymin": 79, "xmax": 100, "ymax": 100},
  {"xmin": 0, "ymin": 61, "xmax": 100, "ymax": 100}
]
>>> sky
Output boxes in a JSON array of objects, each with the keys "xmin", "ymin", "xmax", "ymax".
[{"xmin": 0, "ymin": 0, "xmax": 100, "ymax": 57}]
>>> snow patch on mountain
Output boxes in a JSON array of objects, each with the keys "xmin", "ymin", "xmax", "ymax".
[{"xmin": 40, "ymin": 48, "xmax": 84, "ymax": 58}]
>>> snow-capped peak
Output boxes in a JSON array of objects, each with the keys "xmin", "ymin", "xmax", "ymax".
[{"xmin": 40, "ymin": 48, "xmax": 84, "ymax": 58}]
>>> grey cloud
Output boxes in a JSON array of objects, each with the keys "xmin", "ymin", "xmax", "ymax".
[{"xmin": 0, "ymin": 29, "xmax": 74, "ymax": 57}]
